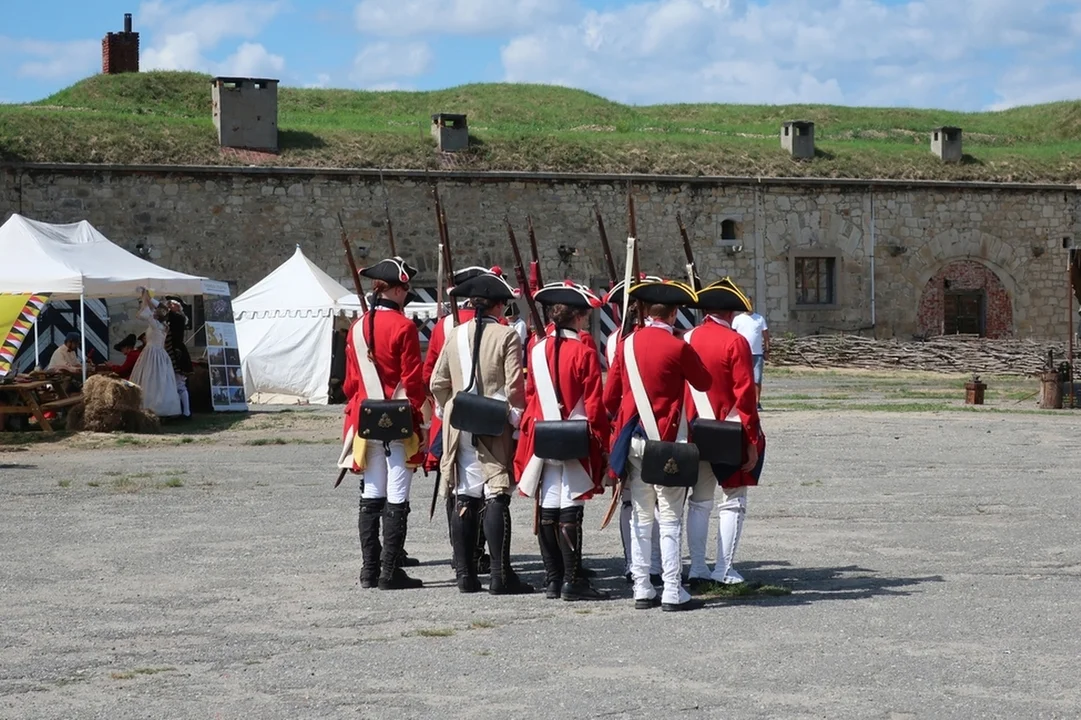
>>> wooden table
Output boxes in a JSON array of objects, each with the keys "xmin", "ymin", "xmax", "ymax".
[{"xmin": 0, "ymin": 378, "xmax": 83, "ymax": 433}]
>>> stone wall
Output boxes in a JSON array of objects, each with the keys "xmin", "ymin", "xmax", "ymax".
[{"xmin": 1, "ymin": 164, "xmax": 1077, "ymax": 359}]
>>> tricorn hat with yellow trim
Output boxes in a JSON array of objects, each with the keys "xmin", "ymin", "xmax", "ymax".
[
  {"xmin": 603, "ymin": 274, "xmax": 664, "ymax": 306},
  {"xmin": 693, "ymin": 277, "xmax": 752, "ymax": 312},
  {"xmin": 628, "ymin": 279, "xmax": 698, "ymax": 307}
]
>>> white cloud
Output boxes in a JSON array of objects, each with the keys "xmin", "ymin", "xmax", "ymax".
[
  {"xmin": 354, "ymin": 0, "xmax": 575, "ymax": 36},
  {"xmin": 0, "ymin": 37, "xmax": 100, "ymax": 80},
  {"xmin": 352, "ymin": 41, "xmax": 432, "ymax": 85},
  {"xmin": 498, "ymin": 0, "xmax": 1081, "ymax": 108},
  {"xmin": 219, "ymin": 42, "xmax": 285, "ymax": 77},
  {"xmin": 139, "ymin": 0, "xmax": 287, "ymax": 75},
  {"xmin": 306, "ymin": 73, "xmax": 333, "ymax": 89}
]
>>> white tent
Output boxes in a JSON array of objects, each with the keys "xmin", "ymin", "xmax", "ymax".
[
  {"xmin": 233, "ymin": 246, "xmax": 357, "ymax": 405},
  {"xmin": 0, "ymin": 213, "xmax": 208, "ymax": 380},
  {"xmin": 0, "ymin": 214, "xmax": 207, "ymax": 299}
]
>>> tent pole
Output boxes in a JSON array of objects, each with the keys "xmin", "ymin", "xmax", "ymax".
[
  {"xmin": 34, "ymin": 310, "xmax": 40, "ymax": 371},
  {"xmin": 80, "ymin": 292, "xmax": 87, "ymax": 384}
]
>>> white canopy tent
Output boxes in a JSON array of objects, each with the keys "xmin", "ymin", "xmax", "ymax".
[
  {"xmin": 233, "ymin": 246, "xmax": 359, "ymax": 405},
  {"xmin": 0, "ymin": 213, "xmax": 208, "ymax": 380},
  {"xmin": 233, "ymin": 247, "xmax": 446, "ymax": 405}
]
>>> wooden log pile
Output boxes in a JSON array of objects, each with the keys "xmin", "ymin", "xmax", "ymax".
[{"xmin": 769, "ymin": 334, "xmax": 1079, "ymax": 376}]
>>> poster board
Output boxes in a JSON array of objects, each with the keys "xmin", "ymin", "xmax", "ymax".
[{"xmin": 201, "ymin": 280, "xmax": 248, "ymax": 412}]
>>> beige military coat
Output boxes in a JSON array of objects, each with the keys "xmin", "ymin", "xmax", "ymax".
[{"xmin": 430, "ymin": 317, "xmax": 526, "ymax": 495}]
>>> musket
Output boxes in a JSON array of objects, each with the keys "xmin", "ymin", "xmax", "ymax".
[
  {"xmin": 626, "ymin": 183, "xmax": 643, "ymax": 332},
  {"xmin": 379, "ymin": 170, "xmax": 397, "ymax": 257},
  {"xmin": 505, "ymin": 217, "xmax": 545, "ymax": 338},
  {"xmin": 526, "ymin": 215, "xmax": 544, "ymax": 290},
  {"xmin": 431, "ymin": 185, "xmax": 459, "ymax": 324},
  {"xmin": 334, "ymin": 211, "xmax": 369, "ymax": 490},
  {"xmin": 429, "ymin": 233, "xmax": 446, "ymax": 521},
  {"xmin": 675, "ymin": 212, "xmax": 698, "ymax": 290},
  {"xmin": 601, "ymin": 228, "xmax": 638, "ymax": 530},
  {"xmin": 505, "ymin": 216, "xmax": 545, "ymax": 535},
  {"xmin": 594, "ymin": 203, "xmax": 618, "ymax": 286}
]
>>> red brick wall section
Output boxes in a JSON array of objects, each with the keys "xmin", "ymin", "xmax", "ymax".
[
  {"xmin": 102, "ymin": 33, "xmax": 139, "ymax": 74},
  {"xmin": 917, "ymin": 260, "xmax": 1012, "ymax": 338}
]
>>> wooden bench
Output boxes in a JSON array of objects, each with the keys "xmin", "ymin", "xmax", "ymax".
[
  {"xmin": 0, "ymin": 381, "xmax": 80, "ymax": 433},
  {"xmin": 41, "ymin": 395, "xmax": 83, "ymax": 411}
]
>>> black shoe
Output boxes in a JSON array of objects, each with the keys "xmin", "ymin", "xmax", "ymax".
[
  {"xmin": 650, "ymin": 573, "xmax": 663, "ymax": 586},
  {"xmin": 379, "ymin": 568, "xmax": 423, "ymax": 590},
  {"xmin": 457, "ymin": 576, "xmax": 482, "ymax": 594},
  {"xmin": 561, "ymin": 579, "xmax": 609, "ymax": 602},
  {"xmin": 360, "ymin": 575, "xmax": 377, "ymax": 589},
  {"xmin": 489, "ymin": 571, "xmax": 535, "ymax": 595},
  {"xmin": 545, "ymin": 580, "xmax": 562, "ymax": 600},
  {"xmin": 624, "ymin": 572, "xmax": 633, "ymax": 585},
  {"xmin": 399, "ymin": 552, "xmax": 421, "ymax": 568},
  {"xmin": 634, "ymin": 597, "xmax": 661, "ymax": 610},
  {"xmin": 662, "ymin": 599, "xmax": 702, "ymax": 612}
]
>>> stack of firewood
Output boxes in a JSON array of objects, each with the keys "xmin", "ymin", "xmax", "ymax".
[{"xmin": 768, "ymin": 334, "xmax": 1078, "ymax": 376}]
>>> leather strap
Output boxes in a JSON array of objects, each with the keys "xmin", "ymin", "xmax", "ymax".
[
  {"xmin": 625, "ymin": 334, "xmax": 687, "ymax": 441},
  {"xmin": 682, "ymin": 326, "xmax": 739, "ymax": 424},
  {"xmin": 351, "ymin": 316, "xmax": 405, "ymax": 401}
]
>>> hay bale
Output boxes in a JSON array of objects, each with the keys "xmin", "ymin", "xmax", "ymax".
[
  {"xmin": 122, "ymin": 409, "xmax": 161, "ymax": 434},
  {"xmin": 83, "ymin": 374, "xmax": 142, "ymax": 412},
  {"xmin": 65, "ymin": 403, "xmax": 86, "ymax": 431},
  {"xmin": 82, "ymin": 406, "xmax": 124, "ymax": 433}
]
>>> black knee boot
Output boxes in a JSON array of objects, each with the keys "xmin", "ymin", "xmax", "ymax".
[
  {"xmin": 378, "ymin": 502, "xmax": 423, "ymax": 590},
  {"xmin": 476, "ymin": 503, "xmax": 491, "ymax": 575},
  {"xmin": 450, "ymin": 495, "xmax": 482, "ymax": 593},
  {"xmin": 396, "ymin": 501, "xmax": 420, "ymax": 569},
  {"xmin": 358, "ymin": 497, "xmax": 385, "ymax": 588},
  {"xmin": 538, "ymin": 508, "xmax": 564, "ymax": 599},
  {"xmin": 445, "ymin": 488, "xmax": 457, "ymax": 569},
  {"xmin": 484, "ymin": 495, "xmax": 534, "ymax": 595},
  {"xmin": 559, "ymin": 506, "xmax": 609, "ymax": 601}
]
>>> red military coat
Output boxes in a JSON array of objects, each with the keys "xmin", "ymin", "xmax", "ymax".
[
  {"xmin": 342, "ymin": 304, "xmax": 427, "ymax": 469},
  {"xmin": 514, "ymin": 328, "xmax": 610, "ymax": 495},
  {"xmin": 683, "ymin": 316, "xmax": 765, "ymax": 488},
  {"xmin": 603, "ymin": 323, "xmax": 712, "ymax": 447}
]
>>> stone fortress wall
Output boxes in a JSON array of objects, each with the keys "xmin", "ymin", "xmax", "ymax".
[{"xmin": 2, "ymin": 164, "xmax": 1078, "ymax": 353}]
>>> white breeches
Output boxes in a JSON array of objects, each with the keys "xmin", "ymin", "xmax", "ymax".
[
  {"xmin": 361, "ymin": 440, "xmax": 413, "ymax": 504},
  {"xmin": 539, "ymin": 461, "xmax": 587, "ymax": 509},
  {"xmin": 175, "ymin": 373, "xmax": 190, "ymax": 416},
  {"xmin": 686, "ymin": 462, "xmax": 748, "ymax": 582},
  {"xmin": 626, "ymin": 439, "xmax": 690, "ymax": 605},
  {"xmin": 454, "ymin": 434, "xmax": 498, "ymax": 500}
]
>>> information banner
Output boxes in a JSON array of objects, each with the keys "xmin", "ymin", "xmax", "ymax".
[{"xmin": 201, "ymin": 280, "xmax": 248, "ymax": 412}]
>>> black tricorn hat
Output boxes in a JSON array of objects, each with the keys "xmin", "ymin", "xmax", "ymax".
[
  {"xmin": 450, "ymin": 273, "xmax": 519, "ymax": 301},
  {"xmin": 628, "ymin": 279, "xmax": 697, "ymax": 307},
  {"xmin": 534, "ymin": 281, "xmax": 603, "ymax": 309},
  {"xmin": 113, "ymin": 333, "xmax": 138, "ymax": 352},
  {"xmin": 603, "ymin": 274, "xmax": 664, "ymax": 306},
  {"xmin": 452, "ymin": 265, "xmax": 506, "ymax": 285},
  {"xmin": 360, "ymin": 256, "xmax": 418, "ymax": 285},
  {"xmin": 693, "ymin": 277, "xmax": 752, "ymax": 312}
]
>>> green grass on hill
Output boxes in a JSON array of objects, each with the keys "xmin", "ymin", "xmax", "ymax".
[{"xmin": 2, "ymin": 71, "xmax": 1081, "ymax": 181}]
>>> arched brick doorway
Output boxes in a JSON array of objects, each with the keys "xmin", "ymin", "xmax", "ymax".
[{"xmin": 916, "ymin": 260, "xmax": 1012, "ymax": 338}]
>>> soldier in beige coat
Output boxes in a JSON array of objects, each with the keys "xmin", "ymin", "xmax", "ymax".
[{"xmin": 430, "ymin": 273, "xmax": 533, "ymax": 596}]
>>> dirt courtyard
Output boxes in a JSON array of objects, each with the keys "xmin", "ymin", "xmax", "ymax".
[{"xmin": 2, "ymin": 370, "xmax": 1081, "ymax": 719}]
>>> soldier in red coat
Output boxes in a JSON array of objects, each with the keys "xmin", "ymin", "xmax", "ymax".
[
  {"xmin": 683, "ymin": 279, "xmax": 765, "ymax": 587},
  {"xmin": 337, "ymin": 257, "xmax": 427, "ymax": 591},
  {"xmin": 514, "ymin": 282, "xmax": 609, "ymax": 601},
  {"xmin": 604, "ymin": 280, "xmax": 711, "ymax": 611},
  {"xmin": 602, "ymin": 276, "xmax": 663, "ymax": 584}
]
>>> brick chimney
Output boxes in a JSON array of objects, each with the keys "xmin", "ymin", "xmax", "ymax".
[{"xmin": 102, "ymin": 13, "xmax": 139, "ymax": 74}]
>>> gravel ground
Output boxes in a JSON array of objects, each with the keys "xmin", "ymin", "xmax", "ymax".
[{"xmin": 2, "ymin": 375, "xmax": 1081, "ymax": 719}]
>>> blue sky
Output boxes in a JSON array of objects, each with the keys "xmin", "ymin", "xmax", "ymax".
[{"xmin": 2, "ymin": 0, "xmax": 1081, "ymax": 109}]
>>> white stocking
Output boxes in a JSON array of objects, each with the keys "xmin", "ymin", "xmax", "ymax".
[
  {"xmin": 685, "ymin": 500, "xmax": 713, "ymax": 580},
  {"xmin": 711, "ymin": 494, "xmax": 747, "ymax": 584},
  {"xmin": 175, "ymin": 374, "xmax": 190, "ymax": 417},
  {"xmin": 619, "ymin": 493, "xmax": 633, "ymax": 575},
  {"xmin": 650, "ymin": 506, "xmax": 662, "ymax": 575},
  {"xmin": 659, "ymin": 520, "xmax": 690, "ymax": 606}
]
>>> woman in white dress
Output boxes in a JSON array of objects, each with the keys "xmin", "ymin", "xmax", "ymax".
[{"xmin": 129, "ymin": 288, "xmax": 182, "ymax": 418}]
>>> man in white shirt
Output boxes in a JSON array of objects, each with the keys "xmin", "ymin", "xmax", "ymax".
[
  {"xmin": 732, "ymin": 311, "xmax": 769, "ymax": 409},
  {"xmin": 47, "ymin": 332, "xmax": 83, "ymax": 373}
]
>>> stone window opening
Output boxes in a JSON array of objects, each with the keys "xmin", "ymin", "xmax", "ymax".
[
  {"xmin": 721, "ymin": 219, "xmax": 738, "ymax": 240},
  {"xmin": 794, "ymin": 256, "xmax": 837, "ymax": 305}
]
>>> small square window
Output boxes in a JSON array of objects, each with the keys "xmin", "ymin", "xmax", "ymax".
[{"xmin": 793, "ymin": 257, "xmax": 837, "ymax": 305}]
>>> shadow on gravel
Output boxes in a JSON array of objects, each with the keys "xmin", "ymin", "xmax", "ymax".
[
  {"xmin": 702, "ymin": 559, "xmax": 945, "ymax": 607},
  {"xmin": 0, "ymin": 463, "xmax": 37, "ymax": 470}
]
